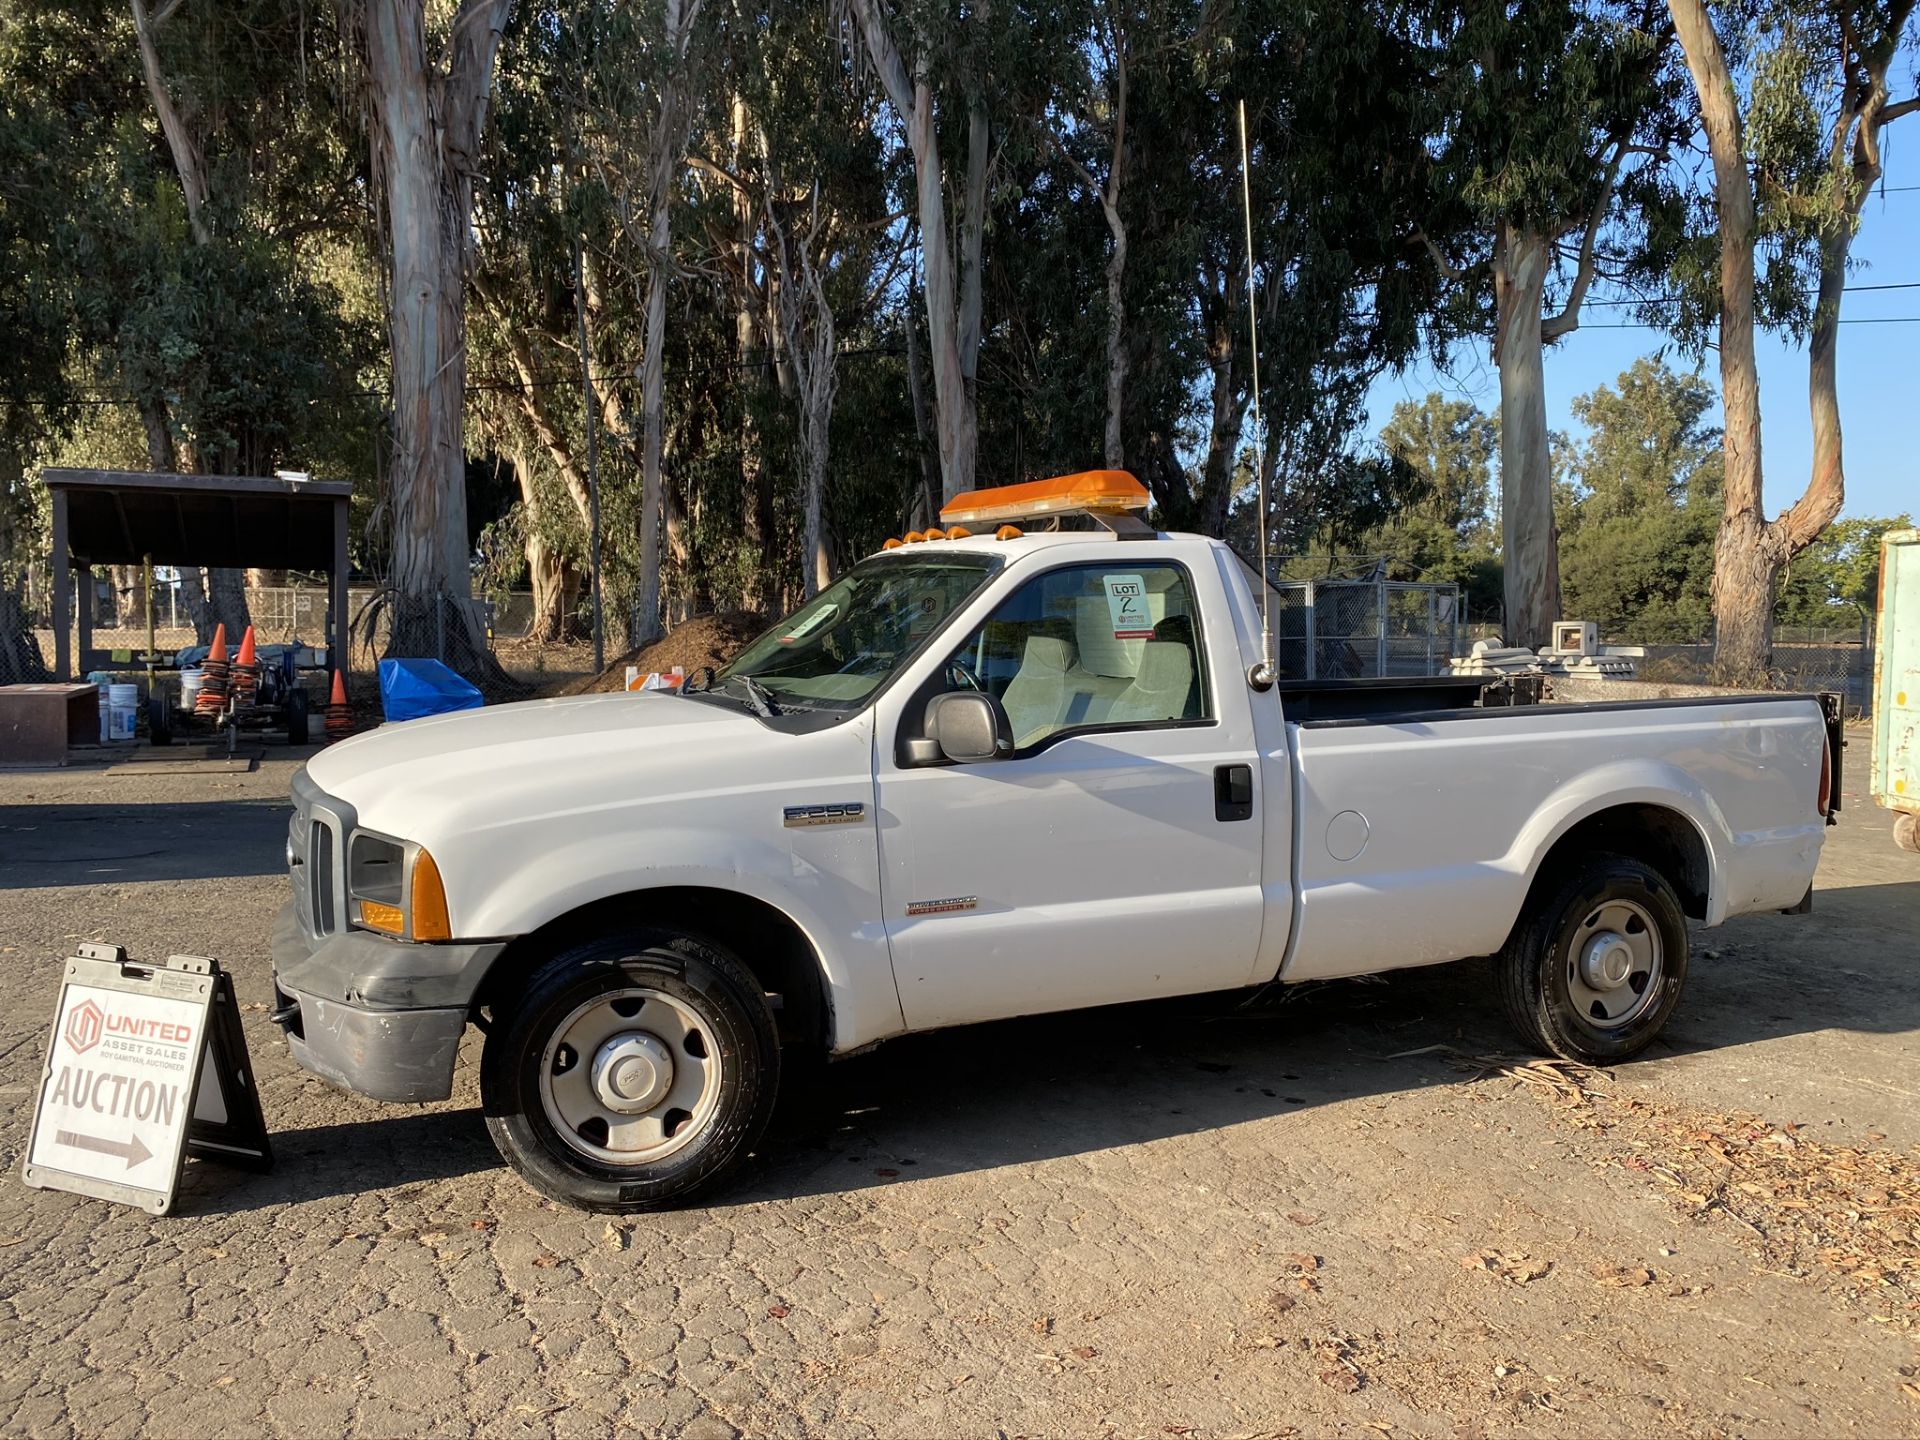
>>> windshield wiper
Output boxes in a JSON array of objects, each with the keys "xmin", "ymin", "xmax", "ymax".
[{"xmin": 723, "ymin": 672, "xmax": 779, "ymax": 718}]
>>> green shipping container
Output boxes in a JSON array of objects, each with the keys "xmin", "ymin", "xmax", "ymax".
[{"xmin": 1871, "ymin": 528, "xmax": 1919, "ymax": 851}]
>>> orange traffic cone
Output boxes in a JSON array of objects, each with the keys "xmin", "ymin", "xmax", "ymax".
[
  {"xmin": 231, "ymin": 624, "xmax": 260, "ymax": 707},
  {"xmin": 196, "ymin": 624, "xmax": 230, "ymax": 714},
  {"xmin": 325, "ymin": 669, "xmax": 352, "ymax": 740}
]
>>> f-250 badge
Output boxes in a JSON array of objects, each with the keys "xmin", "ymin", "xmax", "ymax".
[{"xmin": 782, "ymin": 802, "xmax": 866, "ymax": 828}]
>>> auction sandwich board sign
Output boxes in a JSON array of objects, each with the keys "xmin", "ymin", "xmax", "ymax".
[{"xmin": 22, "ymin": 944, "xmax": 271, "ymax": 1215}]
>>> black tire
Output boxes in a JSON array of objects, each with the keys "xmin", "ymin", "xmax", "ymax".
[
  {"xmin": 480, "ymin": 928, "xmax": 780, "ymax": 1212},
  {"xmin": 285, "ymin": 686, "xmax": 310, "ymax": 745},
  {"xmin": 1497, "ymin": 852, "xmax": 1689, "ymax": 1064}
]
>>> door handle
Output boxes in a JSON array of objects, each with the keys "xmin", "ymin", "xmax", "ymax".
[{"xmin": 1214, "ymin": 763, "xmax": 1253, "ymax": 822}]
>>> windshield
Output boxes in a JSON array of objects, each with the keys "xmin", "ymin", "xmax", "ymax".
[{"xmin": 712, "ymin": 553, "xmax": 999, "ymax": 713}]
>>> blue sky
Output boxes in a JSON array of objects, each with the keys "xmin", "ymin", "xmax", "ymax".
[{"xmin": 1364, "ymin": 148, "xmax": 1918, "ymax": 522}]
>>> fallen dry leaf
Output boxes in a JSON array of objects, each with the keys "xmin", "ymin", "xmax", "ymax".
[
  {"xmin": 1590, "ymin": 1263, "xmax": 1654, "ymax": 1288},
  {"xmin": 1268, "ymin": 1291, "xmax": 1297, "ymax": 1314},
  {"xmin": 1286, "ymin": 1211, "xmax": 1320, "ymax": 1226},
  {"xmin": 1287, "ymin": 1252, "xmax": 1320, "ymax": 1272},
  {"xmin": 1031, "ymin": 1316, "xmax": 1053, "ymax": 1336},
  {"xmin": 874, "ymin": 1167, "xmax": 900, "ymax": 1178},
  {"xmin": 767, "ymin": 1304, "xmax": 791, "ymax": 1319},
  {"xmin": 1072, "ymin": 1345, "xmax": 1098, "ymax": 1360},
  {"xmin": 1318, "ymin": 1367, "xmax": 1362, "ymax": 1393},
  {"xmin": 532, "ymin": 1254, "xmax": 560, "ymax": 1269}
]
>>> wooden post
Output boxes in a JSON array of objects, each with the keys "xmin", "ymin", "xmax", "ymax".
[
  {"xmin": 51, "ymin": 487, "xmax": 71, "ymax": 680},
  {"xmin": 76, "ymin": 556, "xmax": 93, "ymax": 676},
  {"xmin": 330, "ymin": 496, "xmax": 350, "ymax": 690}
]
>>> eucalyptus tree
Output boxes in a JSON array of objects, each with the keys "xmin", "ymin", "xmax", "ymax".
[
  {"xmin": 840, "ymin": 0, "xmax": 1016, "ymax": 500},
  {"xmin": 1414, "ymin": 0, "xmax": 1691, "ymax": 648},
  {"xmin": 356, "ymin": 0, "xmax": 516, "ymax": 673},
  {"xmin": 1096, "ymin": 0, "xmax": 1441, "ymax": 542},
  {"xmin": 0, "ymin": 3, "xmax": 86, "ymax": 679},
  {"xmin": 1665, "ymin": 0, "xmax": 1918, "ymax": 679}
]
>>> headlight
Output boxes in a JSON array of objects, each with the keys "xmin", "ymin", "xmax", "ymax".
[{"xmin": 348, "ymin": 832, "xmax": 452, "ymax": 942}]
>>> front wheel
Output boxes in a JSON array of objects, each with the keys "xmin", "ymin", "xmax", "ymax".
[
  {"xmin": 1497, "ymin": 852, "xmax": 1689, "ymax": 1064},
  {"xmin": 481, "ymin": 929, "xmax": 780, "ymax": 1212}
]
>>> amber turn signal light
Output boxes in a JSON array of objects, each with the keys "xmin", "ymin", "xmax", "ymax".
[{"xmin": 411, "ymin": 848, "xmax": 452, "ymax": 942}]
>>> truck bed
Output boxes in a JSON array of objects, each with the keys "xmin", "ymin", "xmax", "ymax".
[{"xmin": 1277, "ymin": 690, "xmax": 1831, "ymax": 984}]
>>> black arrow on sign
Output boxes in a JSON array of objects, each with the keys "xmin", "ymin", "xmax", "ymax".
[{"xmin": 55, "ymin": 1129, "xmax": 153, "ymax": 1169}]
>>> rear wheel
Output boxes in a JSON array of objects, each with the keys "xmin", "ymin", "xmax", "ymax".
[
  {"xmin": 481, "ymin": 928, "xmax": 780, "ymax": 1211},
  {"xmin": 1498, "ymin": 852, "xmax": 1689, "ymax": 1064}
]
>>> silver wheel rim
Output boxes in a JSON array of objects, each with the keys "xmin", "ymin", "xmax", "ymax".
[
  {"xmin": 1566, "ymin": 898, "xmax": 1663, "ymax": 1034},
  {"xmin": 538, "ymin": 986, "xmax": 723, "ymax": 1165}
]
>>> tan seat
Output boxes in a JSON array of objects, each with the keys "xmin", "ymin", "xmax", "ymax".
[
  {"xmin": 1001, "ymin": 635, "xmax": 1076, "ymax": 746},
  {"xmin": 1106, "ymin": 642, "xmax": 1194, "ymax": 726}
]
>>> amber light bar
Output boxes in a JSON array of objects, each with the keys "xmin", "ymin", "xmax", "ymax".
[{"xmin": 939, "ymin": 469, "xmax": 1149, "ymax": 527}]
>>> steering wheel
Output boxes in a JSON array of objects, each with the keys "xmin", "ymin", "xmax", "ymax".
[{"xmin": 946, "ymin": 655, "xmax": 985, "ymax": 692}]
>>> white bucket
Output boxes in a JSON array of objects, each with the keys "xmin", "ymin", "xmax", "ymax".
[
  {"xmin": 180, "ymin": 668, "xmax": 205, "ymax": 711},
  {"xmin": 106, "ymin": 683, "xmax": 139, "ymax": 743}
]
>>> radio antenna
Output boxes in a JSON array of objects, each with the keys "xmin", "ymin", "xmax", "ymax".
[{"xmin": 1237, "ymin": 100, "xmax": 1276, "ymax": 687}]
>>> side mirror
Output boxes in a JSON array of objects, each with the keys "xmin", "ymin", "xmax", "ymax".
[{"xmin": 923, "ymin": 691, "xmax": 1013, "ymax": 764}]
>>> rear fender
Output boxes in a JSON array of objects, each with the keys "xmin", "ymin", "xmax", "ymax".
[{"xmin": 1508, "ymin": 761, "xmax": 1731, "ymax": 923}]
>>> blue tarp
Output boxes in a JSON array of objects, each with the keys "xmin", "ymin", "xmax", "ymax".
[{"xmin": 378, "ymin": 657, "xmax": 485, "ymax": 723}]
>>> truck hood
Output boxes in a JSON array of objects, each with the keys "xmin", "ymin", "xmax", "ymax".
[{"xmin": 302, "ymin": 692, "xmax": 766, "ymax": 838}]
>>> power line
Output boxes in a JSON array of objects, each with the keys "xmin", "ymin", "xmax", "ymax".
[
  {"xmin": 1582, "ymin": 315, "xmax": 1920, "ymax": 328},
  {"xmin": 1584, "ymin": 279, "xmax": 1920, "ymax": 308}
]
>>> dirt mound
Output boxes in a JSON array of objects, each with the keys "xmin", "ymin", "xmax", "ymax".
[{"xmin": 558, "ymin": 611, "xmax": 768, "ymax": 695}]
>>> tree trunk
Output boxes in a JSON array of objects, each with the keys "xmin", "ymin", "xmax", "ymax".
[
  {"xmin": 510, "ymin": 446, "xmax": 572, "ymax": 643},
  {"xmin": 364, "ymin": 0, "xmax": 513, "ymax": 677},
  {"xmin": 901, "ymin": 280, "xmax": 942, "ymax": 530},
  {"xmin": 1667, "ymin": 0, "xmax": 1877, "ymax": 682},
  {"xmin": 768, "ymin": 187, "xmax": 837, "ymax": 599},
  {"xmin": 630, "ymin": 0, "xmax": 702, "ymax": 647},
  {"xmin": 1492, "ymin": 225, "xmax": 1563, "ymax": 650},
  {"xmin": 731, "ymin": 97, "xmax": 778, "ymax": 614},
  {"xmin": 1195, "ymin": 290, "xmax": 1245, "ymax": 538},
  {"xmin": 847, "ymin": 0, "xmax": 981, "ymax": 500},
  {"xmin": 0, "ymin": 449, "xmax": 49, "ymax": 683},
  {"xmin": 129, "ymin": 0, "xmax": 210, "ymax": 245},
  {"xmin": 1101, "ymin": 215, "xmax": 1128, "ymax": 470}
]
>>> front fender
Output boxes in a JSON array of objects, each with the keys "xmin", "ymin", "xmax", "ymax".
[{"xmin": 452, "ymin": 825, "xmax": 904, "ymax": 1053}]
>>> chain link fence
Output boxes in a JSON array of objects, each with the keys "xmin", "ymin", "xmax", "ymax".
[
  {"xmin": 1271, "ymin": 578, "xmax": 1465, "ymax": 680},
  {"xmin": 1636, "ymin": 636, "xmax": 1878, "ymax": 718},
  {"xmin": 7, "ymin": 568, "xmax": 564, "ymax": 683}
]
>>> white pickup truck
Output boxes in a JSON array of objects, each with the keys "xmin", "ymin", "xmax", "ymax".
[{"xmin": 271, "ymin": 472, "xmax": 1839, "ymax": 1211}]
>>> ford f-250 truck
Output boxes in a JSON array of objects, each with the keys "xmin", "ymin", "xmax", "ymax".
[{"xmin": 271, "ymin": 471, "xmax": 1839, "ymax": 1212}]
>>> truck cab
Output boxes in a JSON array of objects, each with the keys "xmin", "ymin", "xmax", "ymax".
[{"xmin": 272, "ymin": 471, "xmax": 1835, "ymax": 1212}]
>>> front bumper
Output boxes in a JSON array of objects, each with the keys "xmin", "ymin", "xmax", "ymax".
[{"xmin": 271, "ymin": 900, "xmax": 508, "ymax": 1103}]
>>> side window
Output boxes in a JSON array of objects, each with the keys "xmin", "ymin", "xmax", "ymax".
[{"xmin": 947, "ymin": 563, "xmax": 1209, "ymax": 750}]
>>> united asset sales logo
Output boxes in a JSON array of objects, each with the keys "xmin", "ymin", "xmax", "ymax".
[{"xmin": 65, "ymin": 999, "xmax": 104, "ymax": 1053}]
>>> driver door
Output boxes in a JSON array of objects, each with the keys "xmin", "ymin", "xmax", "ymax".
[{"xmin": 874, "ymin": 560, "xmax": 1265, "ymax": 1029}]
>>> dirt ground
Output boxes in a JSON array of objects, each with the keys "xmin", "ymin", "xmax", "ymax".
[{"xmin": 0, "ymin": 729, "xmax": 1915, "ymax": 1439}]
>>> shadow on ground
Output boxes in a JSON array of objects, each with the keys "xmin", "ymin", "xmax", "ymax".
[
  {"xmin": 0, "ymin": 801, "xmax": 292, "ymax": 888},
  {"xmin": 189, "ymin": 878, "xmax": 1918, "ymax": 1214}
]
